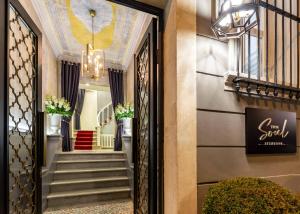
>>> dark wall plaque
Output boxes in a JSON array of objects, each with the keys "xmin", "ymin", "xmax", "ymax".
[{"xmin": 245, "ymin": 108, "xmax": 296, "ymax": 154}]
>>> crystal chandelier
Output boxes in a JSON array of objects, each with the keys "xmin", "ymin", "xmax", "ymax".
[
  {"xmin": 81, "ymin": 9, "xmax": 105, "ymax": 80},
  {"xmin": 212, "ymin": 0, "xmax": 258, "ymax": 39}
]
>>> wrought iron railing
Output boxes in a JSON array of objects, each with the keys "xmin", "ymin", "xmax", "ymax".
[{"xmin": 232, "ymin": 0, "xmax": 300, "ymax": 101}]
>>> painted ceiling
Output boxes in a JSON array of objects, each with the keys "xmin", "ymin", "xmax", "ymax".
[{"xmin": 33, "ymin": 0, "xmax": 149, "ymax": 69}]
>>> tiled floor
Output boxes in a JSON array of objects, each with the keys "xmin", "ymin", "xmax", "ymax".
[{"xmin": 44, "ymin": 200, "xmax": 133, "ymax": 214}]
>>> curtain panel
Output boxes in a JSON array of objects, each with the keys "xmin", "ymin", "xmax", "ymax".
[
  {"xmin": 75, "ymin": 89, "xmax": 85, "ymax": 130},
  {"xmin": 61, "ymin": 61, "xmax": 80, "ymax": 151},
  {"xmin": 108, "ymin": 68, "xmax": 124, "ymax": 151}
]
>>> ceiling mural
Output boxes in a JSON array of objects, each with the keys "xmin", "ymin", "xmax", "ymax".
[
  {"xmin": 34, "ymin": 0, "xmax": 148, "ymax": 69},
  {"xmin": 66, "ymin": 0, "xmax": 116, "ymax": 49}
]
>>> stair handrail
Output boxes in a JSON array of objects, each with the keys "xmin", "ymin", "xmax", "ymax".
[{"xmin": 97, "ymin": 102, "xmax": 114, "ymax": 127}]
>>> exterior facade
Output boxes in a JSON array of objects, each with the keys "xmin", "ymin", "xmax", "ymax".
[{"xmin": 1, "ymin": 0, "xmax": 300, "ymax": 213}]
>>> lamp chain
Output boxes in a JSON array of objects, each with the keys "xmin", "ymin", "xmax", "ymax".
[{"xmin": 92, "ymin": 15, "xmax": 95, "ymax": 49}]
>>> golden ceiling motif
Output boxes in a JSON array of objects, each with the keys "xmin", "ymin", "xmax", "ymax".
[
  {"xmin": 40, "ymin": 0, "xmax": 148, "ymax": 68},
  {"xmin": 66, "ymin": 0, "xmax": 116, "ymax": 49}
]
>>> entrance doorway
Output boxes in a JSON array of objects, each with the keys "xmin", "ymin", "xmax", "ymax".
[{"xmin": 0, "ymin": 0, "xmax": 163, "ymax": 214}]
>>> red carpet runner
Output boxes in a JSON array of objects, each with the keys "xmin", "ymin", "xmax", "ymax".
[{"xmin": 74, "ymin": 130, "xmax": 94, "ymax": 150}]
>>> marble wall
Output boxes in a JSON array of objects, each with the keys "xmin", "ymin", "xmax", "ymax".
[
  {"xmin": 18, "ymin": 0, "xmax": 58, "ymax": 104},
  {"xmin": 125, "ymin": 16, "xmax": 152, "ymax": 104},
  {"xmin": 164, "ymin": 0, "xmax": 197, "ymax": 213}
]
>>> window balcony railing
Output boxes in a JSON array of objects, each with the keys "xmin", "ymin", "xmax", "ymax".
[{"xmin": 227, "ymin": 0, "xmax": 300, "ymax": 102}]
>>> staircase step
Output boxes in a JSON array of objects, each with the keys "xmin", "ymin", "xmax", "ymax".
[
  {"xmin": 76, "ymin": 135, "xmax": 97, "ymax": 138},
  {"xmin": 76, "ymin": 137, "xmax": 96, "ymax": 140},
  {"xmin": 47, "ymin": 187, "xmax": 131, "ymax": 207},
  {"xmin": 75, "ymin": 145, "xmax": 92, "ymax": 150},
  {"xmin": 55, "ymin": 159, "xmax": 126, "ymax": 169},
  {"xmin": 75, "ymin": 141, "xmax": 93, "ymax": 145},
  {"xmin": 74, "ymin": 130, "xmax": 95, "ymax": 133},
  {"xmin": 76, "ymin": 134, "xmax": 96, "ymax": 137},
  {"xmin": 75, "ymin": 132, "xmax": 96, "ymax": 136},
  {"xmin": 73, "ymin": 141, "xmax": 98, "ymax": 145},
  {"xmin": 50, "ymin": 177, "xmax": 129, "ymax": 193},
  {"xmin": 56, "ymin": 152, "xmax": 125, "ymax": 160},
  {"xmin": 52, "ymin": 167, "xmax": 128, "ymax": 180}
]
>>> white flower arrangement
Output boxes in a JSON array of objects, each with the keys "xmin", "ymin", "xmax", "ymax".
[
  {"xmin": 115, "ymin": 103, "xmax": 134, "ymax": 120},
  {"xmin": 45, "ymin": 95, "xmax": 72, "ymax": 117}
]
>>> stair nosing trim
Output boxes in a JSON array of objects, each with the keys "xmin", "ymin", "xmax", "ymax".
[
  {"xmin": 50, "ymin": 177, "xmax": 129, "ymax": 185},
  {"xmin": 56, "ymin": 152, "xmax": 124, "ymax": 155},
  {"xmin": 54, "ymin": 159, "xmax": 126, "ymax": 164},
  {"xmin": 47, "ymin": 188, "xmax": 131, "ymax": 199},
  {"xmin": 52, "ymin": 167, "xmax": 127, "ymax": 174}
]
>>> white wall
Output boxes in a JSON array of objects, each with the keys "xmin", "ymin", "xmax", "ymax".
[
  {"xmin": 97, "ymin": 90, "xmax": 112, "ymax": 111},
  {"xmin": 81, "ymin": 90, "xmax": 98, "ymax": 130}
]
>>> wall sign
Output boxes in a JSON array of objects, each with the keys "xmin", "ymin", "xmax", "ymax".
[{"xmin": 245, "ymin": 108, "xmax": 297, "ymax": 154}]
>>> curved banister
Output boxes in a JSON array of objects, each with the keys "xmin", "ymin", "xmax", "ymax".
[{"xmin": 97, "ymin": 102, "xmax": 114, "ymax": 127}]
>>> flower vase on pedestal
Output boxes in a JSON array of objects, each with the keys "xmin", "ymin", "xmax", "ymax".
[
  {"xmin": 48, "ymin": 114, "xmax": 61, "ymax": 135},
  {"xmin": 122, "ymin": 118, "xmax": 132, "ymax": 136}
]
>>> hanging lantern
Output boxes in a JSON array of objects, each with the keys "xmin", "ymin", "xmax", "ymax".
[
  {"xmin": 81, "ymin": 9, "xmax": 106, "ymax": 80},
  {"xmin": 81, "ymin": 45, "xmax": 105, "ymax": 80},
  {"xmin": 212, "ymin": 0, "xmax": 258, "ymax": 39}
]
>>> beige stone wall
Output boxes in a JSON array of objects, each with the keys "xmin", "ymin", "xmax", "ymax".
[
  {"xmin": 164, "ymin": 0, "xmax": 197, "ymax": 213},
  {"xmin": 125, "ymin": 16, "xmax": 152, "ymax": 104},
  {"xmin": 18, "ymin": 0, "xmax": 58, "ymax": 108},
  {"xmin": 196, "ymin": 0, "xmax": 300, "ymax": 213},
  {"xmin": 125, "ymin": 57, "xmax": 134, "ymax": 104}
]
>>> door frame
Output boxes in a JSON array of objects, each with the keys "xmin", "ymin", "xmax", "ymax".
[
  {"xmin": 0, "ymin": 0, "xmax": 43, "ymax": 213},
  {"xmin": 107, "ymin": 1, "xmax": 164, "ymax": 213},
  {"xmin": 134, "ymin": 18, "xmax": 158, "ymax": 214},
  {"xmin": 0, "ymin": 0, "xmax": 9, "ymax": 213}
]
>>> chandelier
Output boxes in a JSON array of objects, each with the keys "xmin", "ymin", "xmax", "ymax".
[
  {"xmin": 212, "ymin": 0, "xmax": 258, "ymax": 39},
  {"xmin": 81, "ymin": 9, "xmax": 105, "ymax": 80}
]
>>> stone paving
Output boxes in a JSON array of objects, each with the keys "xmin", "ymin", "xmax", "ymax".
[{"xmin": 44, "ymin": 200, "xmax": 133, "ymax": 214}]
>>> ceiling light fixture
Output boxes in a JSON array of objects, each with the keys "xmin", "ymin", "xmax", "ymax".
[
  {"xmin": 212, "ymin": 0, "xmax": 258, "ymax": 39},
  {"xmin": 81, "ymin": 9, "xmax": 105, "ymax": 80}
]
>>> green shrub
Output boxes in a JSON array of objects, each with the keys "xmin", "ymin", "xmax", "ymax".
[{"xmin": 202, "ymin": 177, "xmax": 300, "ymax": 214}]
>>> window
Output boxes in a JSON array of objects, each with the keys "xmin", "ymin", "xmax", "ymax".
[{"xmin": 228, "ymin": 0, "xmax": 300, "ymax": 99}]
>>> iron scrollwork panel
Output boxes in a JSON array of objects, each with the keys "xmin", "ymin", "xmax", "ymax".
[
  {"xmin": 8, "ymin": 4, "xmax": 38, "ymax": 214},
  {"xmin": 136, "ymin": 36, "xmax": 150, "ymax": 214}
]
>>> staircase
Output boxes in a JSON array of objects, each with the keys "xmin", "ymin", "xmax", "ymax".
[
  {"xmin": 46, "ymin": 151, "xmax": 131, "ymax": 208},
  {"xmin": 97, "ymin": 102, "xmax": 115, "ymax": 149},
  {"xmin": 97, "ymin": 102, "xmax": 114, "ymax": 127},
  {"xmin": 74, "ymin": 130, "xmax": 96, "ymax": 150}
]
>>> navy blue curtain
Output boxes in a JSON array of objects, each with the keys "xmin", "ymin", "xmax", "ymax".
[
  {"xmin": 61, "ymin": 61, "xmax": 80, "ymax": 151},
  {"xmin": 108, "ymin": 68, "xmax": 124, "ymax": 151},
  {"xmin": 75, "ymin": 89, "xmax": 85, "ymax": 130}
]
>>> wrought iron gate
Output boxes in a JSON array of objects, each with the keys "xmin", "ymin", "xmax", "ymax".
[
  {"xmin": 8, "ymin": 1, "xmax": 41, "ymax": 213},
  {"xmin": 134, "ymin": 18, "xmax": 158, "ymax": 214}
]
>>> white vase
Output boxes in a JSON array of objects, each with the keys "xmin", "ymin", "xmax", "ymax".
[
  {"xmin": 48, "ymin": 114, "xmax": 61, "ymax": 135},
  {"xmin": 122, "ymin": 118, "xmax": 132, "ymax": 136}
]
